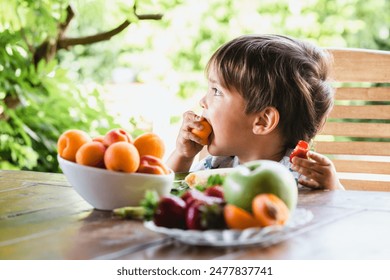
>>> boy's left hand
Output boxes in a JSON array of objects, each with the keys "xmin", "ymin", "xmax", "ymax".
[{"xmin": 291, "ymin": 151, "xmax": 344, "ymax": 190}]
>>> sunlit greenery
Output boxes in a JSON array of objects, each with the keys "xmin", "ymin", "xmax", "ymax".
[{"xmin": 0, "ymin": 0, "xmax": 389, "ymax": 172}]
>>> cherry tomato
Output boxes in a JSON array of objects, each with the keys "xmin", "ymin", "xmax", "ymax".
[{"xmin": 289, "ymin": 140, "xmax": 309, "ymax": 163}]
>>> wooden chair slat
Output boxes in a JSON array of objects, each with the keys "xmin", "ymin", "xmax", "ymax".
[
  {"xmin": 339, "ymin": 179, "xmax": 390, "ymax": 192},
  {"xmin": 329, "ymin": 48, "xmax": 390, "ymax": 82},
  {"xmin": 320, "ymin": 122, "xmax": 390, "ymax": 138},
  {"xmin": 329, "ymin": 105, "xmax": 390, "ymax": 120},
  {"xmin": 333, "ymin": 159, "xmax": 390, "ymax": 175},
  {"xmin": 321, "ymin": 48, "xmax": 390, "ymax": 191},
  {"xmin": 314, "ymin": 141, "xmax": 390, "ymax": 156},
  {"xmin": 335, "ymin": 87, "xmax": 390, "ymax": 101}
]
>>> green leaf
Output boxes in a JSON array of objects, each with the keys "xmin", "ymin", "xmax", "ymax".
[{"xmin": 140, "ymin": 190, "xmax": 160, "ymax": 221}]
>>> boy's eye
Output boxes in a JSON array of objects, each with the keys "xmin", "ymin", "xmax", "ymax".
[{"xmin": 212, "ymin": 87, "xmax": 223, "ymax": 96}]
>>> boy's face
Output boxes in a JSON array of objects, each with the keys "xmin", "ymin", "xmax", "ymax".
[{"xmin": 200, "ymin": 67, "xmax": 256, "ymax": 157}]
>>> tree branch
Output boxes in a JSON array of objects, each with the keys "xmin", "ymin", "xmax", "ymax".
[
  {"xmin": 57, "ymin": 13, "xmax": 163, "ymax": 49},
  {"xmin": 58, "ymin": 5, "xmax": 75, "ymax": 37}
]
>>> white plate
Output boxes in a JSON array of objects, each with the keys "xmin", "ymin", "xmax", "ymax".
[{"xmin": 144, "ymin": 208, "xmax": 313, "ymax": 247}]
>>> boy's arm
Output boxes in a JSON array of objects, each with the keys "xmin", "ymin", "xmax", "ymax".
[
  {"xmin": 166, "ymin": 111, "xmax": 207, "ymax": 173},
  {"xmin": 166, "ymin": 150, "xmax": 195, "ymax": 173},
  {"xmin": 291, "ymin": 151, "xmax": 345, "ymax": 190}
]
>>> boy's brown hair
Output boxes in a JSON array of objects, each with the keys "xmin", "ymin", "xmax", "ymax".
[{"xmin": 206, "ymin": 34, "xmax": 334, "ymax": 149}]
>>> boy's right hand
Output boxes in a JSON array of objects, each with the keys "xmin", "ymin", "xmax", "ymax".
[{"xmin": 175, "ymin": 111, "xmax": 208, "ymax": 159}]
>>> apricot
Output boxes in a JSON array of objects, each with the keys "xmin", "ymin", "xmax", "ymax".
[
  {"xmin": 104, "ymin": 142, "xmax": 140, "ymax": 173},
  {"xmin": 133, "ymin": 132, "xmax": 165, "ymax": 159},
  {"xmin": 103, "ymin": 128, "xmax": 133, "ymax": 146},
  {"xmin": 191, "ymin": 119, "xmax": 212, "ymax": 145},
  {"xmin": 92, "ymin": 135, "xmax": 105, "ymax": 144},
  {"xmin": 57, "ymin": 129, "xmax": 92, "ymax": 162},
  {"xmin": 224, "ymin": 204, "xmax": 261, "ymax": 230},
  {"xmin": 137, "ymin": 155, "xmax": 170, "ymax": 175},
  {"xmin": 75, "ymin": 141, "xmax": 106, "ymax": 168},
  {"xmin": 252, "ymin": 194, "xmax": 290, "ymax": 227}
]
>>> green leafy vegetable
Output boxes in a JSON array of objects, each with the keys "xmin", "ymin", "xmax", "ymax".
[{"xmin": 140, "ymin": 190, "xmax": 160, "ymax": 221}]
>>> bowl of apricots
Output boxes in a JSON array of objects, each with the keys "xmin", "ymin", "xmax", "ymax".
[{"xmin": 57, "ymin": 128, "xmax": 174, "ymax": 210}]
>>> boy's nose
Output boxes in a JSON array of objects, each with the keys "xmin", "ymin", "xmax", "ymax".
[{"xmin": 199, "ymin": 95, "xmax": 207, "ymax": 109}]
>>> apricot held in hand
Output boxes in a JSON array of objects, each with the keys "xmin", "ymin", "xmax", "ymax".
[{"xmin": 191, "ymin": 119, "xmax": 212, "ymax": 145}]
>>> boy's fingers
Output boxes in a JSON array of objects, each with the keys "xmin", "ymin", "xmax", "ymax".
[
  {"xmin": 298, "ymin": 176, "xmax": 323, "ymax": 189},
  {"xmin": 180, "ymin": 130, "xmax": 204, "ymax": 145},
  {"xmin": 292, "ymin": 157, "xmax": 326, "ymax": 174},
  {"xmin": 292, "ymin": 164, "xmax": 323, "ymax": 181},
  {"xmin": 307, "ymin": 151, "xmax": 331, "ymax": 166},
  {"xmin": 183, "ymin": 111, "xmax": 204, "ymax": 130},
  {"xmin": 183, "ymin": 111, "xmax": 203, "ymax": 121},
  {"xmin": 298, "ymin": 177, "xmax": 323, "ymax": 189}
]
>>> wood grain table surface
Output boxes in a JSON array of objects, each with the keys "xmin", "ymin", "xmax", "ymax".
[{"xmin": 1, "ymin": 170, "xmax": 390, "ymax": 260}]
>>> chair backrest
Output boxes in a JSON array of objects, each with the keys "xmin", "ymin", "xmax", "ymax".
[{"xmin": 314, "ymin": 48, "xmax": 390, "ymax": 191}]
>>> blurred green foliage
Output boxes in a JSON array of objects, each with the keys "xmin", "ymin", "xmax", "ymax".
[
  {"xmin": 0, "ymin": 0, "xmax": 389, "ymax": 172},
  {"xmin": 0, "ymin": 0, "xmax": 118, "ymax": 172}
]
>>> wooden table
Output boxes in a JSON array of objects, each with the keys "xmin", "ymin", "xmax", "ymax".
[{"xmin": 1, "ymin": 169, "xmax": 390, "ymax": 260}]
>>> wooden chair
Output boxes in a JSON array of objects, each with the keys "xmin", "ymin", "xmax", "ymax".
[{"xmin": 314, "ymin": 48, "xmax": 390, "ymax": 191}]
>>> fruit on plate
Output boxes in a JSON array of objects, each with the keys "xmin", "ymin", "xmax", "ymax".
[
  {"xmin": 134, "ymin": 132, "xmax": 165, "ymax": 159},
  {"xmin": 153, "ymin": 195, "xmax": 187, "ymax": 229},
  {"xmin": 224, "ymin": 204, "xmax": 261, "ymax": 230},
  {"xmin": 141, "ymin": 188, "xmax": 225, "ymax": 230},
  {"xmin": 104, "ymin": 142, "xmax": 140, "ymax": 173},
  {"xmin": 252, "ymin": 194, "xmax": 290, "ymax": 226},
  {"xmin": 103, "ymin": 128, "xmax": 133, "ymax": 146},
  {"xmin": 181, "ymin": 189, "xmax": 224, "ymax": 209},
  {"xmin": 203, "ymin": 185, "xmax": 224, "ymax": 199},
  {"xmin": 137, "ymin": 155, "xmax": 170, "ymax": 175},
  {"xmin": 191, "ymin": 119, "xmax": 212, "ymax": 145},
  {"xmin": 223, "ymin": 160, "xmax": 297, "ymax": 212},
  {"xmin": 186, "ymin": 200, "xmax": 225, "ymax": 230},
  {"xmin": 75, "ymin": 141, "xmax": 106, "ymax": 168},
  {"xmin": 289, "ymin": 140, "xmax": 309, "ymax": 163},
  {"xmin": 57, "ymin": 129, "xmax": 92, "ymax": 162},
  {"xmin": 184, "ymin": 168, "xmax": 234, "ymax": 188}
]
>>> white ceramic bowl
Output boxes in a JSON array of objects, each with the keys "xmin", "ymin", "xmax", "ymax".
[{"xmin": 58, "ymin": 155, "xmax": 174, "ymax": 210}]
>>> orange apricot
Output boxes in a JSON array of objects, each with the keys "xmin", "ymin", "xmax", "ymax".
[
  {"xmin": 252, "ymin": 194, "xmax": 290, "ymax": 227},
  {"xmin": 57, "ymin": 129, "xmax": 92, "ymax": 162},
  {"xmin": 137, "ymin": 155, "xmax": 170, "ymax": 175},
  {"xmin": 224, "ymin": 204, "xmax": 261, "ymax": 230},
  {"xmin": 133, "ymin": 132, "xmax": 165, "ymax": 159},
  {"xmin": 103, "ymin": 128, "xmax": 133, "ymax": 146},
  {"xmin": 104, "ymin": 142, "xmax": 140, "ymax": 173},
  {"xmin": 92, "ymin": 135, "xmax": 105, "ymax": 144},
  {"xmin": 75, "ymin": 141, "xmax": 107, "ymax": 168},
  {"xmin": 191, "ymin": 119, "xmax": 212, "ymax": 145}
]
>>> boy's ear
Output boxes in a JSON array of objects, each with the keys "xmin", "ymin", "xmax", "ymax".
[{"xmin": 252, "ymin": 107, "xmax": 280, "ymax": 135}]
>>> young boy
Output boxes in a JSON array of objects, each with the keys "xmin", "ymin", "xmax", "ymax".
[{"xmin": 167, "ymin": 34, "xmax": 344, "ymax": 190}]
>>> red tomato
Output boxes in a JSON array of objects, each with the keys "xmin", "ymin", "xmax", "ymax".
[{"xmin": 289, "ymin": 140, "xmax": 309, "ymax": 163}]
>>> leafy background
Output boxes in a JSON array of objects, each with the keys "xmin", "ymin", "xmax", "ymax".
[{"xmin": 0, "ymin": 0, "xmax": 389, "ymax": 172}]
